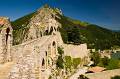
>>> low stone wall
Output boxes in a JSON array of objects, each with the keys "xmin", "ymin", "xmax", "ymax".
[
  {"xmin": 63, "ymin": 44, "xmax": 89, "ymax": 58},
  {"xmin": 85, "ymin": 69, "xmax": 120, "ymax": 79}
]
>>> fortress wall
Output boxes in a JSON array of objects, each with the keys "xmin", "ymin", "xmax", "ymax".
[
  {"xmin": 9, "ymin": 35, "xmax": 58, "ymax": 79},
  {"xmin": 63, "ymin": 43, "xmax": 89, "ymax": 58},
  {"xmin": 11, "ymin": 35, "xmax": 58, "ymax": 62},
  {"xmin": 11, "ymin": 36, "xmax": 49, "ymax": 61},
  {"xmin": 0, "ymin": 17, "xmax": 13, "ymax": 63}
]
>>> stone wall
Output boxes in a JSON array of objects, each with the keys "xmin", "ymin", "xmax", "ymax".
[
  {"xmin": 0, "ymin": 17, "xmax": 13, "ymax": 64},
  {"xmin": 9, "ymin": 35, "xmax": 58, "ymax": 79},
  {"xmin": 23, "ymin": 6, "xmax": 61, "ymax": 42},
  {"xmin": 63, "ymin": 43, "xmax": 89, "ymax": 59}
]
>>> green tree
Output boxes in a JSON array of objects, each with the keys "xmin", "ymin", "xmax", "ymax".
[
  {"xmin": 98, "ymin": 56, "xmax": 109, "ymax": 67},
  {"xmin": 67, "ymin": 26, "xmax": 81, "ymax": 44},
  {"xmin": 56, "ymin": 47, "xmax": 64, "ymax": 69},
  {"xmin": 90, "ymin": 52, "xmax": 100, "ymax": 66},
  {"xmin": 111, "ymin": 76, "xmax": 120, "ymax": 79},
  {"xmin": 56, "ymin": 56, "xmax": 64, "ymax": 69},
  {"xmin": 64, "ymin": 56, "xmax": 72, "ymax": 69},
  {"xmin": 57, "ymin": 47, "xmax": 64, "ymax": 55},
  {"xmin": 107, "ymin": 59, "xmax": 120, "ymax": 70}
]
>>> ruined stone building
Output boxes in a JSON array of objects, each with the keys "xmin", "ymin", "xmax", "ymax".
[
  {"xmin": 0, "ymin": 17, "xmax": 13, "ymax": 64},
  {"xmin": 0, "ymin": 5, "xmax": 89, "ymax": 79}
]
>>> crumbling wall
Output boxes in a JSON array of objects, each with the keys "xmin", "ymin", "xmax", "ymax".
[
  {"xmin": 9, "ymin": 35, "xmax": 58, "ymax": 79},
  {"xmin": 0, "ymin": 17, "xmax": 13, "ymax": 64}
]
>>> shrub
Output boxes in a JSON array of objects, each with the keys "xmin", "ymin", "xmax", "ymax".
[
  {"xmin": 73, "ymin": 58, "xmax": 81, "ymax": 68},
  {"xmin": 56, "ymin": 56, "xmax": 64, "ymax": 69},
  {"xmin": 106, "ymin": 59, "xmax": 120, "ymax": 70},
  {"xmin": 78, "ymin": 75, "xmax": 89, "ymax": 79},
  {"xmin": 64, "ymin": 56, "xmax": 72, "ymax": 69},
  {"xmin": 98, "ymin": 56, "xmax": 109, "ymax": 67},
  {"xmin": 90, "ymin": 52, "xmax": 100, "ymax": 66},
  {"xmin": 67, "ymin": 26, "xmax": 81, "ymax": 44},
  {"xmin": 111, "ymin": 75, "xmax": 120, "ymax": 79},
  {"xmin": 57, "ymin": 47, "xmax": 64, "ymax": 55}
]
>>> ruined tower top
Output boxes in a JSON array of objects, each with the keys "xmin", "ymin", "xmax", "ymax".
[
  {"xmin": 0, "ymin": 17, "xmax": 9, "ymax": 25},
  {"xmin": 0, "ymin": 16, "xmax": 12, "ymax": 39}
]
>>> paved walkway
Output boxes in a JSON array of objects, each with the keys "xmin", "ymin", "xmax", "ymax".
[
  {"xmin": 0, "ymin": 62, "xmax": 14, "ymax": 79},
  {"xmin": 69, "ymin": 67, "xmax": 88, "ymax": 79},
  {"xmin": 85, "ymin": 69, "xmax": 120, "ymax": 79}
]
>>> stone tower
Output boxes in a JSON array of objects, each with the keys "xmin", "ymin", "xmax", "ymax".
[{"xmin": 0, "ymin": 17, "xmax": 13, "ymax": 64}]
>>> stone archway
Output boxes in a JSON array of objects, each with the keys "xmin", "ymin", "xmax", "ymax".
[
  {"xmin": 45, "ymin": 30, "xmax": 49, "ymax": 35},
  {"xmin": 42, "ymin": 58, "xmax": 45, "ymax": 66},
  {"xmin": 42, "ymin": 58, "xmax": 45, "ymax": 67},
  {"xmin": 6, "ymin": 28, "xmax": 10, "ymax": 44},
  {"xmin": 49, "ymin": 27, "xmax": 53, "ymax": 35},
  {"xmin": 51, "ymin": 41, "xmax": 57, "ymax": 59},
  {"xmin": 52, "ymin": 41, "xmax": 56, "ymax": 47}
]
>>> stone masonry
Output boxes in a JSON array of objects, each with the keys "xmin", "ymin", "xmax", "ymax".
[
  {"xmin": 0, "ymin": 17, "xmax": 13, "ymax": 64},
  {"xmin": 0, "ymin": 6, "xmax": 90, "ymax": 79}
]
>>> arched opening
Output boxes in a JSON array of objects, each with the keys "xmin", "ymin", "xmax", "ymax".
[
  {"xmin": 45, "ymin": 51, "xmax": 47, "ymax": 56},
  {"xmin": 42, "ymin": 58, "xmax": 45, "ymax": 67},
  {"xmin": 52, "ymin": 41, "xmax": 56, "ymax": 46},
  {"xmin": 54, "ymin": 27, "xmax": 56, "ymax": 31},
  {"xmin": 57, "ymin": 27, "xmax": 60, "ymax": 31},
  {"xmin": 52, "ymin": 41, "xmax": 56, "ymax": 58},
  {"xmin": 45, "ymin": 30, "xmax": 48, "ymax": 35},
  {"xmin": 40, "ymin": 31, "xmax": 42, "ymax": 37},
  {"xmin": 6, "ymin": 28, "xmax": 10, "ymax": 44},
  {"xmin": 51, "ymin": 14, "xmax": 54, "ymax": 18},
  {"xmin": 49, "ymin": 27, "xmax": 53, "ymax": 35}
]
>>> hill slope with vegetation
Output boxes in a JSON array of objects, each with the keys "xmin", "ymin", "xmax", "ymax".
[
  {"xmin": 56, "ymin": 15, "xmax": 120, "ymax": 50},
  {"xmin": 11, "ymin": 6, "xmax": 120, "ymax": 50},
  {"xmin": 11, "ymin": 12, "xmax": 36, "ymax": 45}
]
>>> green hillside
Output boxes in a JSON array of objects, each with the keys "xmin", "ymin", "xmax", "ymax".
[
  {"xmin": 11, "ymin": 12, "xmax": 36, "ymax": 45},
  {"xmin": 11, "ymin": 8, "xmax": 120, "ymax": 50},
  {"xmin": 57, "ymin": 15, "xmax": 120, "ymax": 50}
]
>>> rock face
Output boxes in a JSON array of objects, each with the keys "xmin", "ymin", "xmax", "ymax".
[
  {"xmin": 23, "ymin": 5, "xmax": 62, "ymax": 42},
  {"xmin": 0, "ymin": 17, "xmax": 12, "ymax": 64}
]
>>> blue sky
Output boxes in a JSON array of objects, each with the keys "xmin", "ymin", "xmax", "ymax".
[{"xmin": 0, "ymin": 0, "xmax": 120, "ymax": 30}]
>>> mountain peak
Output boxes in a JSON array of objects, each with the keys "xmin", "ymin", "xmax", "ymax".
[
  {"xmin": 37, "ymin": 4, "xmax": 62, "ymax": 15},
  {"xmin": 43, "ymin": 4, "xmax": 50, "ymax": 8},
  {"xmin": 0, "ymin": 17, "xmax": 10, "ymax": 25}
]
